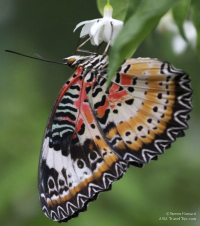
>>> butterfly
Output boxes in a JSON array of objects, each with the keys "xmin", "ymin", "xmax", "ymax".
[{"xmin": 38, "ymin": 54, "xmax": 192, "ymax": 222}]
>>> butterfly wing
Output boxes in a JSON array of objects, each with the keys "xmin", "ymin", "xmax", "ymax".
[
  {"xmin": 92, "ymin": 58, "xmax": 192, "ymax": 165},
  {"xmin": 38, "ymin": 57, "xmax": 192, "ymax": 222},
  {"xmin": 38, "ymin": 66, "xmax": 127, "ymax": 222}
]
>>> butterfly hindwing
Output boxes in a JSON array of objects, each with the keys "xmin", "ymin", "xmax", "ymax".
[
  {"xmin": 38, "ymin": 55, "xmax": 192, "ymax": 222},
  {"xmin": 93, "ymin": 58, "xmax": 192, "ymax": 164}
]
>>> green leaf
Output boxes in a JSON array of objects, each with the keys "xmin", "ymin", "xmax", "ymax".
[
  {"xmin": 97, "ymin": 0, "xmax": 128, "ymax": 21},
  {"xmin": 125, "ymin": 0, "xmax": 141, "ymax": 21},
  {"xmin": 191, "ymin": 0, "xmax": 200, "ymax": 59},
  {"xmin": 108, "ymin": 0, "xmax": 181, "ymax": 82},
  {"xmin": 173, "ymin": 0, "xmax": 191, "ymax": 40}
]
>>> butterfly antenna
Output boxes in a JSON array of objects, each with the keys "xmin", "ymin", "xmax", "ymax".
[{"xmin": 5, "ymin": 50, "xmax": 66, "ymax": 65}]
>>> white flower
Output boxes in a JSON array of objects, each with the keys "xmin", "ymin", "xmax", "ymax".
[{"xmin": 73, "ymin": 3, "xmax": 123, "ymax": 46}]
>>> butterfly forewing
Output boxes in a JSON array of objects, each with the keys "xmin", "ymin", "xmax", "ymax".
[{"xmin": 38, "ymin": 56, "xmax": 192, "ymax": 222}]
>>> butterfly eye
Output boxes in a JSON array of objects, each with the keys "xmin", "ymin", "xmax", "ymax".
[{"xmin": 65, "ymin": 57, "xmax": 77, "ymax": 66}]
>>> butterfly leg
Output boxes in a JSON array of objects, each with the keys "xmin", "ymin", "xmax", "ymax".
[
  {"xmin": 76, "ymin": 36, "xmax": 96, "ymax": 54},
  {"xmin": 75, "ymin": 35, "xmax": 105, "ymax": 55},
  {"xmin": 103, "ymin": 21, "xmax": 113, "ymax": 55}
]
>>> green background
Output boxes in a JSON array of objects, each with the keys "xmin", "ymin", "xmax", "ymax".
[{"xmin": 1, "ymin": 1, "xmax": 200, "ymax": 226}]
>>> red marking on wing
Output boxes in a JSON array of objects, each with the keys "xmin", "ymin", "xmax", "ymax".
[
  {"xmin": 108, "ymin": 90, "xmax": 128, "ymax": 101},
  {"xmin": 121, "ymin": 74, "xmax": 132, "ymax": 85},
  {"xmin": 77, "ymin": 118, "xmax": 84, "ymax": 132},
  {"xmin": 109, "ymin": 83, "xmax": 120, "ymax": 94},
  {"xmin": 76, "ymin": 66, "xmax": 83, "ymax": 75},
  {"xmin": 96, "ymin": 99, "xmax": 109, "ymax": 117},
  {"xmin": 80, "ymin": 84, "xmax": 94, "ymax": 124},
  {"xmin": 57, "ymin": 117, "xmax": 76, "ymax": 125}
]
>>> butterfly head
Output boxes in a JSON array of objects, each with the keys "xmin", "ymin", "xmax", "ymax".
[{"xmin": 63, "ymin": 55, "xmax": 92, "ymax": 68}]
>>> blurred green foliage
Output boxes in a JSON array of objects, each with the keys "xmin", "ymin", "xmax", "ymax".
[
  {"xmin": 97, "ymin": 0, "xmax": 128, "ymax": 21},
  {"xmin": 191, "ymin": 0, "xmax": 200, "ymax": 59},
  {"xmin": 173, "ymin": 0, "xmax": 191, "ymax": 40},
  {"xmin": 1, "ymin": 1, "xmax": 200, "ymax": 226}
]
